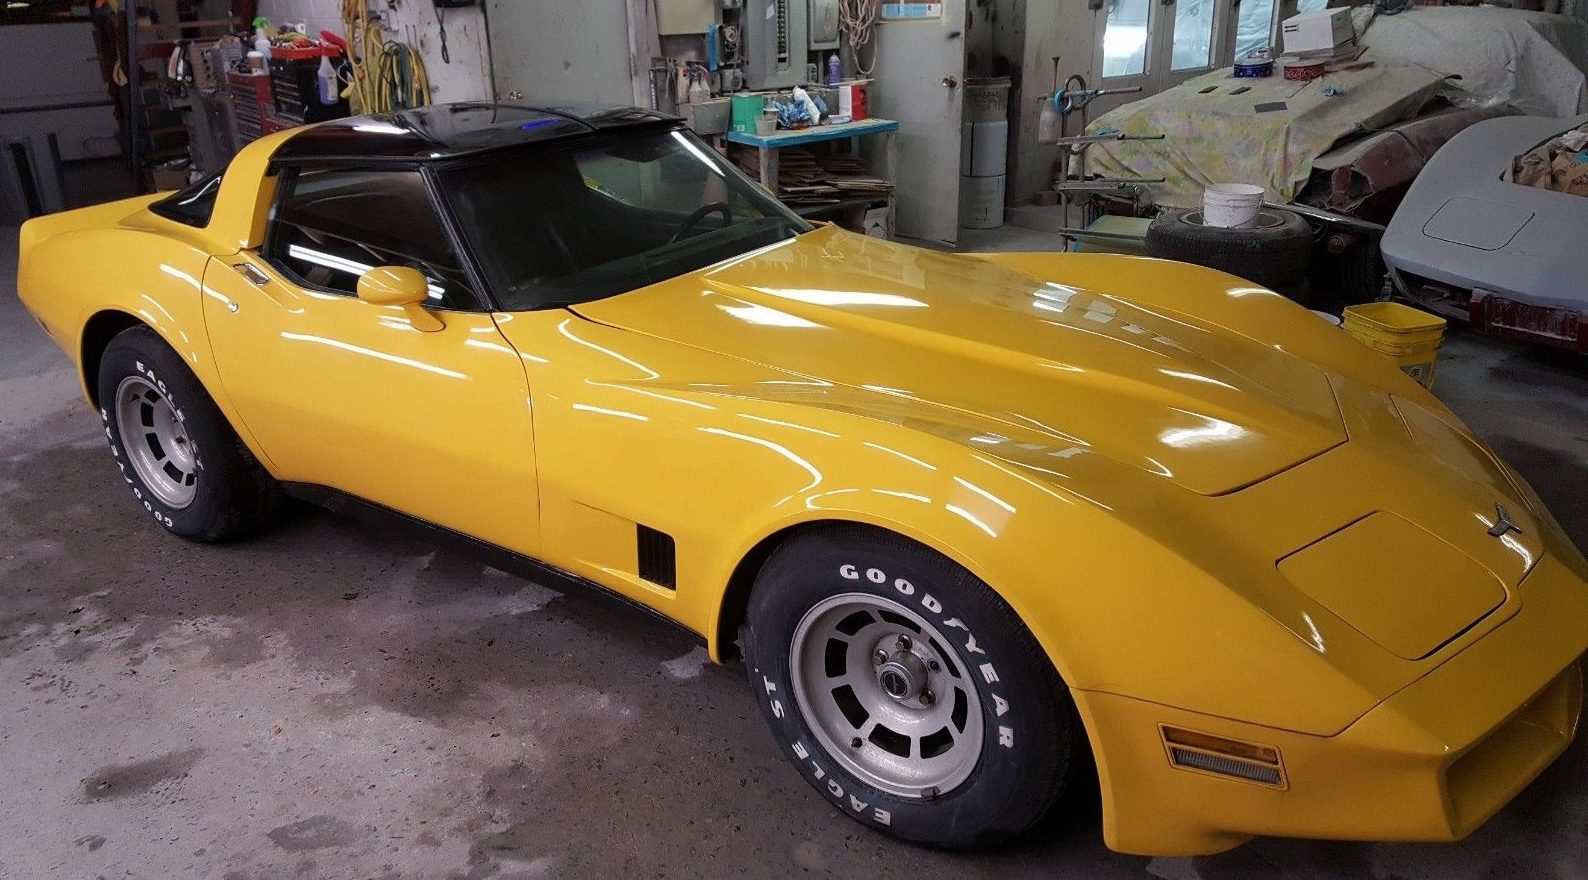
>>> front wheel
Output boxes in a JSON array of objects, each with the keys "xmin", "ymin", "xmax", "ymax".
[{"xmin": 743, "ymin": 525, "xmax": 1079, "ymax": 847}]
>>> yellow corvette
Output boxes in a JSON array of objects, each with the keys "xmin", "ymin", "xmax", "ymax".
[{"xmin": 16, "ymin": 103, "xmax": 1588, "ymax": 855}]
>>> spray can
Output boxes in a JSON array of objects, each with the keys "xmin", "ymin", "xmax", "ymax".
[{"xmin": 826, "ymin": 53, "xmax": 840, "ymax": 86}]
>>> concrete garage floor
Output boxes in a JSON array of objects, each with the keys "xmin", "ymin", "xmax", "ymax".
[{"xmin": 2, "ymin": 217, "xmax": 1587, "ymax": 880}]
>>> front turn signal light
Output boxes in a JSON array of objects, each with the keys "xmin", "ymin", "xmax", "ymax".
[{"xmin": 1161, "ymin": 725, "xmax": 1286, "ymax": 788}]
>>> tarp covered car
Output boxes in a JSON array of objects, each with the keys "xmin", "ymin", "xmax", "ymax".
[{"xmin": 1381, "ymin": 114, "xmax": 1588, "ymax": 353}]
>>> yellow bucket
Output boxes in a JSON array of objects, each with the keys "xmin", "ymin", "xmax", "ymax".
[{"xmin": 1342, "ymin": 302, "xmax": 1446, "ymax": 389}]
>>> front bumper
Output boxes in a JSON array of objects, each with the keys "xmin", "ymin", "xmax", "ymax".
[{"xmin": 1076, "ymin": 551, "xmax": 1588, "ymax": 856}]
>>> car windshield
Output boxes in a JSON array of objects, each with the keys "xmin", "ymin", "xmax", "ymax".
[{"xmin": 438, "ymin": 129, "xmax": 812, "ymax": 311}]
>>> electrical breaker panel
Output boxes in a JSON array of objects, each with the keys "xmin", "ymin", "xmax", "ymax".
[
  {"xmin": 808, "ymin": 0, "xmax": 840, "ymax": 51},
  {"xmin": 744, "ymin": 0, "xmax": 810, "ymax": 89}
]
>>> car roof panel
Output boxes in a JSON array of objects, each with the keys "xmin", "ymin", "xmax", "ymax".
[{"xmin": 271, "ymin": 102, "xmax": 681, "ymax": 162}]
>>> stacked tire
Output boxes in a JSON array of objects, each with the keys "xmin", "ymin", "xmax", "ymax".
[{"xmin": 1145, "ymin": 209, "xmax": 1314, "ymax": 304}]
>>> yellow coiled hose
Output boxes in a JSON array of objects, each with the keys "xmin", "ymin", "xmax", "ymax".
[{"xmin": 340, "ymin": 0, "xmax": 430, "ymax": 114}]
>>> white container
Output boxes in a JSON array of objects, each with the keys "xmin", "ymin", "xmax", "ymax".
[
  {"xmin": 959, "ymin": 174, "xmax": 1005, "ymax": 229},
  {"xmin": 963, "ymin": 77, "xmax": 1011, "ymax": 124},
  {"xmin": 960, "ymin": 119, "xmax": 1008, "ymax": 178},
  {"xmin": 1281, "ymin": 8, "xmax": 1354, "ymax": 55},
  {"xmin": 1203, "ymin": 183, "xmax": 1265, "ymax": 228}
]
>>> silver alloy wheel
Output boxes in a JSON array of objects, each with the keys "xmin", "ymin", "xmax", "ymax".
[
  {"xmin": 789, "ymin": 592, "xmax": 985, "ymax": 799},
  {"xmin": 114, "ymin": 375, "xmax": 198, "ymax": 509}
]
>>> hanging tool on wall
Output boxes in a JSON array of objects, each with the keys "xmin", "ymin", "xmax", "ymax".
[
  {"xmin": 433, "ymin": 0, "xmax": 451, "ymax": 64},
  {"xmin": 340, "ymin": 0, "xmax": 432, "ymax": 113}
]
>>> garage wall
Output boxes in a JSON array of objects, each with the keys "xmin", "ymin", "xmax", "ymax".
[
  {"xmin": 0, "ymin": 22, "xmax": 121, "ymax": 160},
  {"xmin": 484, "ymin": 0, "xmax": 635, "ymax": 106},
  {"xmin": 257, "ymin": 0, "xmax": 493, "ymax": 103},
  {"xmin": 1008, "ymin": 0, "xmax": 1098, "ymax": 205}
]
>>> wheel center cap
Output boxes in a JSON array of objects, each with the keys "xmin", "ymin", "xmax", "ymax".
[{"xmin": 876, "ymin": 651, "xmax": 928, "ymax": 702}]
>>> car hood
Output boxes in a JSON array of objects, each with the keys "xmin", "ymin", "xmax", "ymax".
[{"xmin": 572, "ymin": 226, "xmax": 1343, "ymax": 496}]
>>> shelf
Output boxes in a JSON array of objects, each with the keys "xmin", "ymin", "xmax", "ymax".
[
  {"xmin": 725, "ymin": 118, "xmax": 899, "ymax": 149},
  {"xmin": 792, "ymin": 194, "xmax": 891, "ymax": 217},
  {"xmin": 138, "ymin": 18, "xmax": 237, "ymax": 32}
]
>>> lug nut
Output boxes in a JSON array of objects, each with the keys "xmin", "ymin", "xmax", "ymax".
[
  {"xmin": 873, "ymin": 649, "xmax": 887, "ymax": 665},
  {"xmin": 927, "ymin": 660, "xmax": 940, "ymax": 672},
  {"xmin": 919, "ymin": 688, "xmax": 935, "ymax": 707},
  {"xmin": 897, "ymin": 635, "xmax": 913, "ymax": 652}
]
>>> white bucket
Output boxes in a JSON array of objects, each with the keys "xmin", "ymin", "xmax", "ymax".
[
  {"xmin": 959, "ymin": 175, "xmax": 1005, "ymax": 229},
  {"xmin": 1203, "ymin": 183, "xmax": 1265, "ymax": 228},
  {"xmin": 960, "ymin": 119, "xmax": 1008, "ymax": 177}
]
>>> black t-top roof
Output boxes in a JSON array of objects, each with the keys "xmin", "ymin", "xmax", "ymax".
[{"xmin": 271, "ymin": 102, "xmax": 681, "ymax": 162}]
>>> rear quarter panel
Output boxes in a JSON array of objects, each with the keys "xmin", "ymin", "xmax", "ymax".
[{"xmin": 16, "ymin": 204, "xmax": 270, "ymax": 467}]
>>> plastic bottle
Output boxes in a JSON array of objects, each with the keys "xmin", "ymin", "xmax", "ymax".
[
  {"xmin": 826, "ymin": 53, "xmax": 840, "ymax": 86},
  {"xmin": 1037, "ymin": 94, "xmax": 1062, "ymax": 144},
  {"xmin": 317, "ymin": 51, "xmax": 338, "ymax": 104},
  {"xmin": 253, "ymin": 29, "xmax": 272, "ymax": 72},
  {"xmin": 687, "ymin": 69, "xmax": 711, "ymax": 106},
  {"xmin": 791, "ymin": 86, "xmax": 821, "ymax": 126}
]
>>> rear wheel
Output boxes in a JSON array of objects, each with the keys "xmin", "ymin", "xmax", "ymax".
[
  {"xmin": 1324, "ymin": 237, "xmax": 1386, "ymax": 311},
  {"xmin": 97, "ymin": 325, "xmax": 281, "ymax": 541},
  {"xmin": 743, "ymin": 525, "xmax": 1078, "ymax": 847},
  {"xmin": 1146, "ymin": 208, "xmax": 1313, "ymax": 290}
]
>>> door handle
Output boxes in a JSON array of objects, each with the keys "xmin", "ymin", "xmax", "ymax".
[
  {"xmin": 942, "ymin": 75, "xmax": 959, "ymax": 90},
  {"xmin": 233, "ymin": 263, "xmax": 269, "ymax": 286}
]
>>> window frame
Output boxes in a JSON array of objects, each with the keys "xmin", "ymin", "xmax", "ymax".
[{"xmin": 261, "ymin": 161, "xmax": 493, "ymax": 313}]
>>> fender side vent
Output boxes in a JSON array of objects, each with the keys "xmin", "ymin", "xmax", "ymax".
[
  {"xmin": 1162, "ymin": 726, "xmax": 1286, "ymax": 788},
  {"xmin": 637, "ymin": 525, "xmax": 677, "ymax": 589}
]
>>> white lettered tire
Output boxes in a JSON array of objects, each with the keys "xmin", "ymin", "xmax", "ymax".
[
  {"xmin": 743, "ymin": 524, "xmax": 1079, "ymax": 847},
  {"xmin": 97, "ymin": 325, "xmax": 281, "ymax": 542}
]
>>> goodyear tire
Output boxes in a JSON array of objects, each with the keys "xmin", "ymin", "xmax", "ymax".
[
  {"xmin": 1146, "ymin": 208, "xmax": 1313, "ymax": 290},
  {"xmin": 743, "ymin": 525, "xmax": 1077, "ymax": 847},
  {"xmin": 97, "ymin": 325, "xmax": 280, "ymax": 542}
]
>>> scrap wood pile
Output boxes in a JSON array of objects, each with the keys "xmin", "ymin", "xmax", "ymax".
[{"xmin": 731, "ymin": 146, "xmax": 893, "ymax": 206}]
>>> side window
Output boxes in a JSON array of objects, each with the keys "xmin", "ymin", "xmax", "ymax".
[
  {"xmin": 264, "ymin": 168, "xmax": 478, "ymax": 310},
  {"xmin": 150, "ymin": 173, "xmax": 223, "ymax": 227}
]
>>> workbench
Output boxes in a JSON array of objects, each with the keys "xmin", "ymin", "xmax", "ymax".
[{"xmin": 725, "ymin": 118, "xmax": 900, "ymax": 232}]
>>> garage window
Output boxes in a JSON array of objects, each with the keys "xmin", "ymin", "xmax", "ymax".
[{"xmin": 264, "ymin": 167, "xmax": 479, "ymax": 310}]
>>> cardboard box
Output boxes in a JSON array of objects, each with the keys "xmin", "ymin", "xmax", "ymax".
[
  {"xmin": 1281, "ymin": 8, "xmax": 1354, "ymax": 55},
  {"xmin": 862, "ymin": 205, "xmax": 891, "ymax": 239}
]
